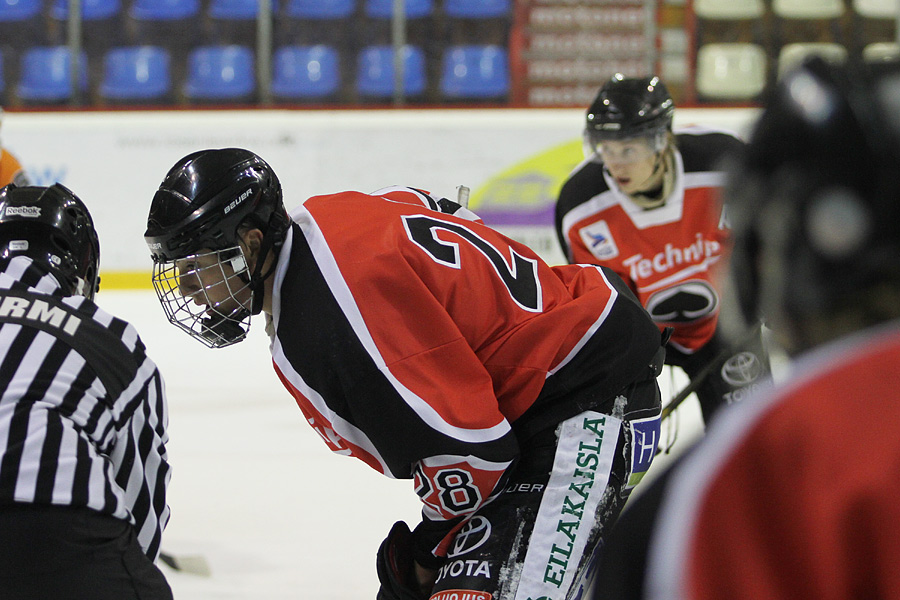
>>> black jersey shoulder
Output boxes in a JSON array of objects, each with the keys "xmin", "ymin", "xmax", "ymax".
[
  {"xmin": 554, "ymin": 160, "xmax": 610, "ymax": 246},
  {"xmin": 557, "ymin": 160, "xmax": 610, "ymax": 212},
  {"xmin": 675, "ymin": 129, "xmax": 744, "ymax": 174}
]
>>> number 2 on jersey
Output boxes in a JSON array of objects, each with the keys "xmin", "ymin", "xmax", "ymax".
[{"xmin": 402, "ymin": 214, "xmax": 542, "ymax": 312}]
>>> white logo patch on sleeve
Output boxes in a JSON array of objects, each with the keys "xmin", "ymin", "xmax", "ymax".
[{"xmin": 578, "ymin": 221, "xmax": 619, "ymax": 261}]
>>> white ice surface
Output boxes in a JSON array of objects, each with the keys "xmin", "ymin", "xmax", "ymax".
[{"xmin": 96, "ymin": 289, "xmax": 704, "ymax": 600}]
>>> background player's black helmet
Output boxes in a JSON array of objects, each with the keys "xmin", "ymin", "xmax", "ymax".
[
  {"xmin": 144, "ymin": 148, "xmax": 289, "ymax": 262},
  {"xmin": 0, "ymin": 184, "xmax": 100, "ymax": 300},
  {"xmin": 724, "ymin": 57, "xmax": 900, "ymax": 351},
  {"xmin": 585, "ymin": 74, "xmax": 675, "ymax": 144}
]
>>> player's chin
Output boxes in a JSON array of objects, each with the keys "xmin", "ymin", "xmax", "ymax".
[{"xmin": 207, "ymin": 301, "xmax": 242, "ymax": 321}]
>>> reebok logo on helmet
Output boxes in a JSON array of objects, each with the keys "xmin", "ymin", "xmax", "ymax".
[{"xmin": 4, "ymin": 206, "xmax": 41, "ymax": 218}]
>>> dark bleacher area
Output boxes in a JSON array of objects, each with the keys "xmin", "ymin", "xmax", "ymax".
[
  {"xmin": 2, "ymin": 1, "xmax": 896, "ymax": 108},
  {"xmin": 692, "ymin": 0, "xmax": 900, "ymax": 103},
  {"xmin": 0, "ymin": 0, "xmax": 513, "ymax": 107}
]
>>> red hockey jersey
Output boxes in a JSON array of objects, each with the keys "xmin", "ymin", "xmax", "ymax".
[
  {"xmin": 267, "ymin": 186, "xmax": 662, "ymax": 558},
  {"xmin": 555, "ymin": 128, "xmax": 742, "ymax": 353},
  {"xmin": 646, "ymin": 323, "xmax": 900, "ymax": 600}
]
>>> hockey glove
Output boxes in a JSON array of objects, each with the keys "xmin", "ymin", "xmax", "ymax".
[{"xmin": 376, "ymin": 521, "xmax": 425, "ymax": 600}]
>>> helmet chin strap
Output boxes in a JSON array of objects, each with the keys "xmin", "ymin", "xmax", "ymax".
[
  {"xmin": 246, "ymin": 213, "xmax": 286, "ymax": 315},
  {"xmin": 247, "ymin": 236, "xmax": 275, "ymax": 315}
]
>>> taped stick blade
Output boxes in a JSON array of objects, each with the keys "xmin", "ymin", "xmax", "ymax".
[{"xmin": 159, "ymin": 551, "xmax": 212, "ymax": 577}]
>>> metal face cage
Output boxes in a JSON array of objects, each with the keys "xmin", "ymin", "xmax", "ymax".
[{"xmin": 151, "ymin": 246, "xmax": 253, "ymax": 348}]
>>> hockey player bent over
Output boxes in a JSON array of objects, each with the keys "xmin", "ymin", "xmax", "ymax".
[
  {"xmin": 555, "ymin": 75, "xmax": 770, "ymax": 425},
  {"xmin": 144, "ymin": 149, "xmax": 667, "ymax": 600}
]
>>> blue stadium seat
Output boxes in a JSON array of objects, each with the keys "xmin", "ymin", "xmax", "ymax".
[
  {"xmin": 0, "ymin": 0, "xmax": 41, "ymax": 21},
  {"xmin": 284, "ymin": 0, "xmax": 354, "ymax": 18},
  {"xmin": 365, "ymin": 0, "xmax": 432, "ymax": 19},
  {"xmin": 357, "ymin": 45, "xmax": 425, "ymax": 97},
  {"xmin": 444, "ymin": 0, "xmax": 510, "ymax": 18},
  {"xmin": 440, "ymin": 45, "xmax": 509, "ymax": 99},
  {"xmin": 17, "ymin": 46, "xmax": 89, "ymax": 102},
  {"xmin": 184, "ymin": 45, "xmax": 256, "ymax": 101},
  {"xmin": 51, "ymin": 0, "xmax": 122, "ymax": 20},
  {"xmin": 131, "ymin": 0, "xmax": 200, "ymax": 20},
  {"xmin": 210, "ymin": 0, "xmax": 279, "ymax": 20},
  {"xmin": 271, "ymin": 45, "xmax": 340, "ymax": 98},
  {"xmin": 100, "ymin": 46, "xmax": 171, "ymax": 101}
]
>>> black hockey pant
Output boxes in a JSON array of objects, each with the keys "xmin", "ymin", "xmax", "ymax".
[
  {"xmin": 427, "ymin": 375, "xmax": 662, "ymax": 600},
  {"xmin": 0, "ymin": 503, "xmax": 173, "ymax": 600}
]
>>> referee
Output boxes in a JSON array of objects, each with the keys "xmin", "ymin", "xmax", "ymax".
[{"xmin": 0, "ymin": 184, "xmax": 173, "ymax": 599}]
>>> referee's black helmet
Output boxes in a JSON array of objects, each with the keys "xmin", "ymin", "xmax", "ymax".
[{"xmin": 0, "ymin": 183, "xmax": 100, "ymax": 299}]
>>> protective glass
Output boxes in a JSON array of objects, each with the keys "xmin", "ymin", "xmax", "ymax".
[
  {"xmin": 584, "ymin": 130, "xmax": 667, "ymax": 164},
  {"xmin": 151, "ymin": 246, "xmax": 253, "ymax": 348}
]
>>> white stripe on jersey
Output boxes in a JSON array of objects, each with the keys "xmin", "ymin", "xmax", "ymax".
[
  {"xmin": 272, "ymin": 336, "xmax": 393, "ymax": 474},
  {"xmin": 560, "ymin": 188, "xmax": 619, "ymax": 251},
  {"xmin": 290, "ymin": 206, "xmax": 513, "ymax": 445},
  {"xmin": 52, "ymin": 426, "xmax": 79, "ymax": 503},
  {"xmin": 269, "ymin": 226, "xmax": 393, "ymax": 475},
  {"xmin": 14, "ymin": 407, "xmax": 47, "ymax": 501},
  {"xmin": 562, "ymin": 150, "xmax": 728, "ymax": 245},
  {"xmin": 370, "ymin": 185, "xmax": 438, "ymax": 210}
]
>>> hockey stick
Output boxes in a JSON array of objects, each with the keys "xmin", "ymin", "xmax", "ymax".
[
  {"xmin": 159, "ymin": 551, "xmax": 212, "ymax": 577},
  {"xmin": 456, "ymin": 185, "xmax": 470, "ymax": 209},
  {"xmin": 659, "ymin": 322, "xmax": 765, "ymax": 422},
  {"xmin": 659, "ymin": 351, "xmax": 727, "ymax": 421}
]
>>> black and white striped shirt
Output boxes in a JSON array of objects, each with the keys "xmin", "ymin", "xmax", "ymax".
[{"xmin": 0, "ymin": 256, "xmax": 170, "ymax": 560}]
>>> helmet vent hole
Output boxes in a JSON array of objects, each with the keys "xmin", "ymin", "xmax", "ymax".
[
  {"xmin": 51, "ymin": 233, "xmax": 72, "ymax": 253},
  {"xmin": 65, "ymin": 208, "xmax": 81, "ymax": 233}
]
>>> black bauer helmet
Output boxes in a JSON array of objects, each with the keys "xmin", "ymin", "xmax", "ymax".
[
  {"xmin": 585, "ymin": 74, "xmax": 675, "ymax": 152},
  {"xmin": 145, "ymin": 148, "xmax": 287, "ymax": 261},
  {"xmin": 0, "ymin": 183, "xmax": 100, "ymax": 300},
  {"xmin": 724, "ymin": 57, "xmax": 900, "ymax": 353},
  {"xmin": 144, "ymin": 148, "xmax": 290, "ymax": 348}
]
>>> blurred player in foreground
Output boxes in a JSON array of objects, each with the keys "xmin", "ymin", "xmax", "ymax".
[
  {"xmin": 0, "ymin": 108, "xmax": 30, "ymax": 187},
  {"xmin": 555, "ymin": 74, "xmax": 770, "ymax": 426},
  {"xmin": 593, "ymin": 57, "xmax": 900, "ymax": 599},
  {"xmin": 144, "ymin": 149, "xmax": 669, "ymax": 600},
  {"xmin": 0, "ymin": 184, "xmax": 172, "ymax": 599}
]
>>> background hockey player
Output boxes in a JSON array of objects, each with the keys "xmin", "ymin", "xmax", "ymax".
[
  {"xmin": 143, "ymin": 148, "xmax": 668, "ymax": 600},
  {"xmin": 592, "ymin": 57, "xmax": 900, "ymax": 599},
  {"xmin": 0, "ymin": 184, "xmax": 172, "ymax": 599},
  {"xmin": 555, "ymin": 74, "xmax": 770, "ymax": 426}
]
